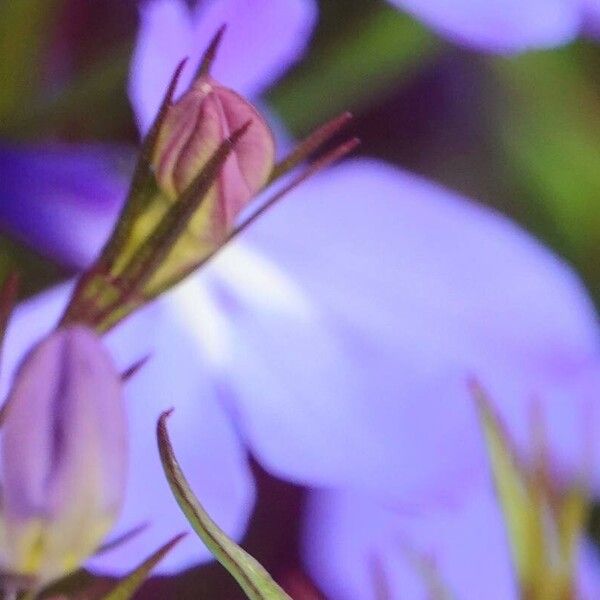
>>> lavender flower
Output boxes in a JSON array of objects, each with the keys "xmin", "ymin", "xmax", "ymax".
[
  {"xmin": 5, "ymin": 157, "xmax": 600, "ymax": 581},
  {"xmin": 1, "ymin": 0, "xmax": 600, "ymax": 593},
  {"xmin": 387, "ymin": 0, "xmax": 600, "ymax": 52},
  {"xmin": 0, "ymin": 326, "xmax": 126, "ymax": 588}
]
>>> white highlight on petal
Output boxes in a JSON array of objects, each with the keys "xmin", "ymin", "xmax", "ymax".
[{"xmin": 169, "ymin": 243, "xmax": 318, "ymax": 370}]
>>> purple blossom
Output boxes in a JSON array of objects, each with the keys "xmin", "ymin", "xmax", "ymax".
[
  {"xmin": 1, "ymin": 0, "xmax": 600, "ymax": 592},
  {"xmin": 387, "ymin": 0, "xmax": 600, "ymax": 52},
  {"xmin": 0, "ymin": 326, "xmax": 126, "ymax": 586},
  {"xmin": 4, "ymin": 154, "xmax": 600, "ymax": 583}
]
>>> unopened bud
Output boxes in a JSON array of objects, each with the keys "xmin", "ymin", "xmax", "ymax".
[
  {"xmin": 60, "ymin": 31, "xmax": 355, "ymax": 333},
  {"xmin": 0, "ymin": 326, "xmax": 127, "ymax": 587},
  {"xmin": 152, "ymin": 74, "xmax": 275, "ymax": 249}
]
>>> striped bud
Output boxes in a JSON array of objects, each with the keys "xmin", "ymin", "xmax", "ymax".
[
  {"xmin": 0, "ymin": 326, "xmax": 127, "ymax": 588},
  {"xmin": 151, "ymin": 74, "xmax": 276, "ymax": 249}
]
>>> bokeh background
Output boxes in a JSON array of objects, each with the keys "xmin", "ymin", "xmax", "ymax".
[{"xmin": 1, "ymin": 0, "xmax": 600, "ymax": 597}]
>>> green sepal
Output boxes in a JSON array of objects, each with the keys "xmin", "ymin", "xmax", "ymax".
[
  {"xmin": 60, "ymin": 121, "xmax": 250, "ymax": 333},
  {"xmin": 267, "ymin": 112, "xmax": 352, "ymax": 184},
  {"xmin": 157, "ymin": 410, "xmax": 292, "ymax": 600},
  {"xmin": 97, "ymin": 534, "xmax": 185, "ymax": 600},
  {"xmin": 473, "ymin": 382, "xmax": 589, "ymax": 600},
  {"xmin": 101, "ymin": 59, "xmax": 187, "ymax": 268}
]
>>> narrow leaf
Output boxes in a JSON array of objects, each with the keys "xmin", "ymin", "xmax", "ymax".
[
  {"xmin": 157, "ymin": 410, "xmax": 292, "ymax": 600},
  {"xmin": 195, "ymin": 25, "xmax": 227, "ymax": 79},
  {"xmin": 99, "ymin": 534, "xmax": 184, "ymax": 600},
  {"xmin": 153, "ymin": 136, "xmax": 360, "ymax": 296},
  {"xmin": 94, "ymin": 523, "xmax": 149, "ymax": 556},
  {"xmin": 268, "ymin": 112, "xmax": 353, "ymax": 183},
  {"xmin": 235, "ymin": 138, "xmax": 360, "ymax": 239},
  {"xmin": 117, "ymin": 120, "xmax": 252, "ymax": 293},
  {"xmin": 471, "ymin": 381, "xmax": 536, "ymax": 587},
  {"xmin": 101, "ymin": 59, "xmax": 188, "ymax": 266},
  {"xmin": 120, "ymin": 356, "xmax": 151, "ymax": 383}
]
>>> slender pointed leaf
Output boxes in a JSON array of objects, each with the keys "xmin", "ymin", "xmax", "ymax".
[
  {"xmin": 268, "ymin": 112, "xmax": 352, "ymax": 183},
  {"xmin": 471, "ymin": 381, "xmax": 536, "ymax": 588},
  {"xmin": 195, "ymin": 25, "xmax": 227, "ymax": 79},
  {"xmin": 153, "ymin": 136, "xmax": 359, "ymax": 296},
  {"xmin": 99, "ymin": 534, "xmax": 184, "ymax": 600},
  {"xmin": 157, "ymin": 410, "xmax": 291, "ymax": 600},
  {"xmin": 94, "ymin": 523, "xmax": 149, "ymax": 557},
  {"xmin": 101, "ymin": 59, "xmax": 188, "ymax": 266}
]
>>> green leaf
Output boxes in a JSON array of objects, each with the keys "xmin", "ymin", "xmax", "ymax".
[
  {"xmin": 472, "ymin": 382, "xmax": 538, "ymax": 589},
  {"xmin": 157, "ymin": 410, "xmax": 292, "ymax": 600},
  {"xmin": 98, "ymin": 534, "xmax": 184, "ymax": 600},
  {"xmin": 472, "ymin": 382, "xmax": 589, "ymax": 599},
  {"xmin": 268, "ymin": 4, "xmax": 437, "ymax": 135}
]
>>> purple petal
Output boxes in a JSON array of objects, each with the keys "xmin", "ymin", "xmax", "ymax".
[
  {"xmin": 128, "ymin": 0, "xmax": 195, "ymax": 135},
  {"xmin": 302, "ymin": 487, "xmax": 600, "ymax": 599},
  {"xmin": 0, "ymin": 144, "xmax": 128, "ymax": 268},
  {"xmin": 388, "ymin": 0, "xmax": 581, "ymax": 52},
  {"xmin": 579, "ymin": 544, "xmax": 600, "ymax": 598},
  {"xmin": 204, "ymin": 159, "xmax": 600, "ymax": 505},
  {"xmin": 3, "ymin": 282, "xmax": 255, "ymax": 575},
  {"xmin": 129, "ymin": 0, "xmax": 317, "ymax": 133},
  {"xmin": 583, "ymin": 0, "xmax": 600, "ymax": 36}
]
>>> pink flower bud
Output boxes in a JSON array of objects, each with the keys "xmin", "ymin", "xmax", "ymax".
[
  {"xmin": 0, "ymin": 326, "xmax": 126, "ymax": 587},
  {"xmin": 152, "ymin": 74, "xmax": 276, "ymax": 245}
]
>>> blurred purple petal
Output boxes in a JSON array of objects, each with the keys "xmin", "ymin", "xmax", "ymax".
[
  {"xmin": 583, "ymin": 0, "xmax": 600, "ymax": 36},
  {"xmin": 3, "ymin": 283, "xmax": 255, "ymax": 574},
  {"xmin": 128, "ymin": 0, "xmax": 195, "ymax": 135},
  {"xmin": 0, "ymin": 144, "xmax": 128, "ymax": 268},
  {"xmin": 388, "ymin": 0, "xmax": 581, "ymax": 52},
  {"xmin": 129, "ymin": 0, "xmax": 317, "ymax": 133},
  {"xmin": 205, "ymin": 159, "xmax": 600, "ymax": 504},
  {"xmin": 302, "ymin": 487, "xmax": 600, "ymax": 599}
]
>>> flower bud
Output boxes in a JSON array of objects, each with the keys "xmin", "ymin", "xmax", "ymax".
[
  {"xmin": 59, "ymin": 29, "xmax": 355, "ymax": 333},
  {"xmin": 0, "ymin": 326, "xmax": 127, "ymax": 587},
  {"xmin": 152, "ymin": 74, "xmax": 276, "ymax": 250}
]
